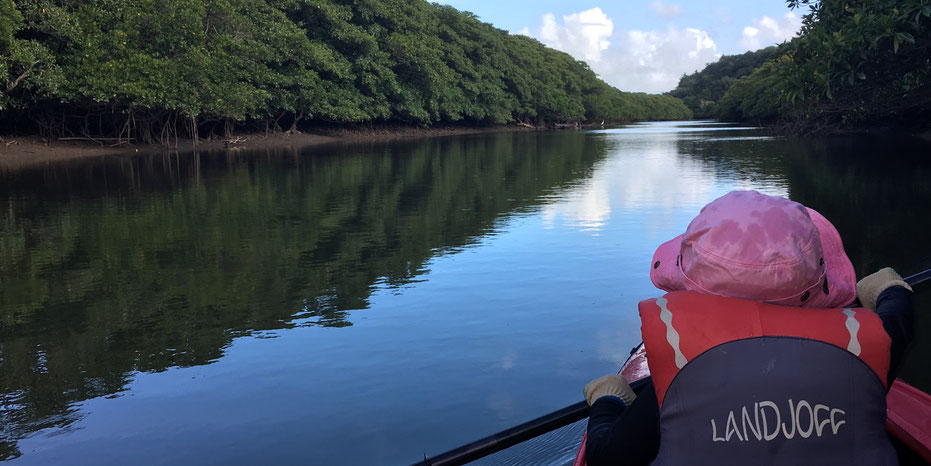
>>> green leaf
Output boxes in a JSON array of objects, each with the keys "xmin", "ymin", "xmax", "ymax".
[{"xmin": 923, "ymin": 6, "xmax": 931, "ymax": 17}]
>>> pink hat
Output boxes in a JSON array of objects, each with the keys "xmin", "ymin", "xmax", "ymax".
[{"xmin": 650, "ymin": 190, "xmax": 856, "ymax": 308}]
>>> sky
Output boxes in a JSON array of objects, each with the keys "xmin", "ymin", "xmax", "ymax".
[{"xmin": 436, "ymin": 0, "xmax": 804, "ymax": 93}]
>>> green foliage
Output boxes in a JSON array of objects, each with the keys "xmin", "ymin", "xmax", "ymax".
[
  {"xmin": 0, "ymin": 0, "xmax": 691, "ymax": 139},
  {"xmin": 714, "ymin": 58, "xmax": 794, "ymax": 122},
  {"xmin": 668, "ymin": 47, "xmax": 778, "ymax": 118},
  {"xmin": 780, "ymin": 0, "xmax": 931, "ymax": 128},
  {"xmin": 0, "ymin": 0, "xmax": 19, "ymax": 52},
  {"xmin": 0, "ymin": 0, "xmax": 63, "ymax": 111},
  {"xmin": 710, "ymin": 0, "xmax": 931, "ymax": 131}
]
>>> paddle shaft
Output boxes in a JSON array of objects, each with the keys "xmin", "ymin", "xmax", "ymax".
[
  {"xmin": 412, "ymin": 376, "xmax": 652, "ymax": 466},
  {"xmin": 906, "ymin": 267, "xmax": 931, "ymax": 288},
  {"xmin": 413, "ymin": 268, "xmax": 930, "ymax": 466},
  {"xmin": 411, "ymin": 400, "xmax": 589, "ymax": 466}
]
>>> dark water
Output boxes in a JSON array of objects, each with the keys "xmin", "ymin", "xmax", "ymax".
[{"xmin": 1, "ymin": 122, "xmax": 929, "ymax": 465}]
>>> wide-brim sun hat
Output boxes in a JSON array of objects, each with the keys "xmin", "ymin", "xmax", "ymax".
[{"xmin": 650, "ymin": 190, "xmax": 857, "ymax": 309}]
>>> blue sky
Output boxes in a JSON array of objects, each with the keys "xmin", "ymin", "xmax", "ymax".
[{"xmin": 436, "ymin": 0, "xmax": 804, "ymax": 93}]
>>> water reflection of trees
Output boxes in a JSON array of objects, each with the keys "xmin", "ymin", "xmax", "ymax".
[
  {"xmin": 676, "ymin": 133, "xmax": 931, "ymax": 275},
  {"xmin": 0, "ymin": 132, "xmax": 608, "ymax": 459},
  {"xmin": 777, "ymin": 137, "xmax": 931, "ymax": 394}
]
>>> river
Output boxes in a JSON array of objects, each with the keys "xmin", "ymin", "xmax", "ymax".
[{"xmin": 1, "ymin": 121, "xmax": 929, "ymax": 465}]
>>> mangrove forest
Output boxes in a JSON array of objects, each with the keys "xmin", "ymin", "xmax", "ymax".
[
  {"xmin": 672, "ymin": 0, "xmax": 931, "ymax": 132},
  {"xmin": 0, "ymin": 0, "xmax": 692, "ymax": 144}
]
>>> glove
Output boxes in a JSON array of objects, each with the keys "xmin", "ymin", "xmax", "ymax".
[
  {"xmin": 584, "ymin": 374, "xmax": 636, "ymax": 407},
  {"xmin": 857, "ymin": 267, "xmax": 912, "ymax": 310}
]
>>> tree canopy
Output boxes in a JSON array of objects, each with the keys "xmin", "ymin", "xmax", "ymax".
[
  {"xmin": 0, "ymin": 0, "xmax": 691, "ymax": 142},
  {"xmin": 712, "ymin": 0, "xmax": 931, "ymax": 131},
  {"xmin": 667, "ymin": 47, "xmax": 777, "ymax": 119}
]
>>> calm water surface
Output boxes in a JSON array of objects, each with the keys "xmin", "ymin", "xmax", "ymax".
[{"xmin": 1, "ymin": 121, "xmax": 930, "ymax": 465}]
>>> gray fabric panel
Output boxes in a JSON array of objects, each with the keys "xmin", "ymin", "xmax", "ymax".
[{"xmin": 653, "ymin": 337, "xmax": 896, "ymax": 466}]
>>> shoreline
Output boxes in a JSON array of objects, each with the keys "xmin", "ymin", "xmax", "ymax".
[{"xmin": 0, "ymin": 124, "xmax": 539, "ymax": 171}]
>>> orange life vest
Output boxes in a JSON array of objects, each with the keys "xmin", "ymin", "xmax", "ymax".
[{"xmin": 639, "ymin": 291, "xmax": 895, "ymax": 465}]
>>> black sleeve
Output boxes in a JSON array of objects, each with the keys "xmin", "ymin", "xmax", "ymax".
[
  {"xmin": 874, "ymin": 285, "xmax": 914, "ymax": 386},
  {"xmin": 585, "ymin": 380, "xmax": 660, "ymax": 466}
]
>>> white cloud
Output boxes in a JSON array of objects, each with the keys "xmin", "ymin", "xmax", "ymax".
[
  {"xmin": 515, "ymin": 26, "xmax": 530, "ymax": 37},
  {"xmin": 542, "ymin": 173, "xmax": 611, "ymax": 233},
  {"xmin": 602, "ymin": 27, "xmax": 719, "ymax": 93},
  {"xmin": 530, "ymin": 9, "xmax": 720, "ymax": 93},
  {"xmin": 650, "ymin": 0, "xmax": 681, "ymax": 19},
  {"xmin": 739, "ymin": 12, "xmax": 802, "ymax": 51},
  {"xmin": 542, "ymin": 127, "xmax": 717, "ymax": 236},
  {"xmin": 540, "ymin": 8, "xmax": 613, "ymax": 61}
]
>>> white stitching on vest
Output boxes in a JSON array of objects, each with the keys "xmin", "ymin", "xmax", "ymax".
[
  {"xmin": 657, "ymin": 297, "xmax": 688, "ymax": 369},
  {"xmin": 842, "ymin": 308, "xmax": 861, "ymax": 356}
]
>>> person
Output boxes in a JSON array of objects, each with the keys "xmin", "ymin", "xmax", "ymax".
[{"xmin": 583, "ymin": 190, "xmax": 914, "ymax": 465}]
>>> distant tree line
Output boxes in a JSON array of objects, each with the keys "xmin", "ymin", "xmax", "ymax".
[
  {"xmin": 667, "ymin": 47, "xmax": 777, "ymax": 119},
  {"xmin": 0, "ymin": 0, "xmax": 691, "ymax": 143},
  {"xmin": 672, "ymin": 0, "xmax": 931, "ymax": 132}
]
